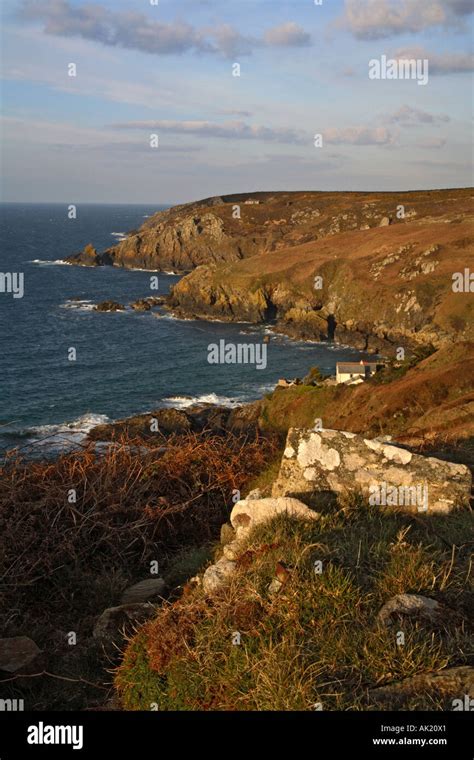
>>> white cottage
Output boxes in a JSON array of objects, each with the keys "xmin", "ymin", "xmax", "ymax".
[{"xmin": 336, "ymin": 360, "xmax": 379, "ymax": 385}]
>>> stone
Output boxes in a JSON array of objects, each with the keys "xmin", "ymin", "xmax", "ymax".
[
  {"xmin": 272, "ymin": 428, "xmax": 472, "ymax": 513},
  {"xmin": 230, "ymin": 496, "xmax": 320, "ymax": 541},
  {"xmin": 268, "ymin": 578, "xmax": 283, "ymax": 595},
  {"xmin": 202, "ymin": 557, "xmax": 236, "ymax": 594},
  {"xmin": 120, "ymin": 578, "xmax": 166, "ymax": 605},
  {"xmin": 94, "ymin": 300, "xmax": 126, "ymax": 312},
  {"xmin": 223, "ymin": 541, "xmax": 241, "ymax": 561},
  {"xmin": 368, "ymin": 666, "xmax": 474, "ymax": 708},
  {"xmin": 377, "ymin": 594, "xmax": 447, "ymax": 626},
  {"xmin": 379, "ymin": 216, "xmax": 392, "ymax": 227},
  {"xmin": 93, "ymin": 603, "xmax": 157, "ymax": 641},
  {"xmin": 220, "ymin": 522, "xmax": 236, "ymax": 546},
  {"xmin": 0, "ymin": 636, "xmax": 41, "ymax": 673}
]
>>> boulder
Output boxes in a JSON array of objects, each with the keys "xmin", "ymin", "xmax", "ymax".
[
  {"xmin": 272, "ymin": 428, "xmax": 472, "ymax": 513},
  {"xmin": 0, "ymin": 636, "xmax": 41, "ymax": 673},
  {"xmin": 121, "ymin": 578, "xmax": 166, "ymax": 605},
  {"xmin": 379, "ymin": 216, "xmax": 392, "ymax": 227},
  {"xmin": 230, "ymin": 496, "xmax": 320, "ymax": 541}
]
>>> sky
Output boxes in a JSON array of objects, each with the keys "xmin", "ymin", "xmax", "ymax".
[{"xmin": 1, "ymin": 0, "xmax": 473, "ymax": 203}]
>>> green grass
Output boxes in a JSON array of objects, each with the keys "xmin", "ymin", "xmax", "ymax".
[{"xmin": 115, "ymin": 497, "xmax": 474, "ymax": 711}]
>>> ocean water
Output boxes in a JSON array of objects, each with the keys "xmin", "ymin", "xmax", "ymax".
[{"xmin": 0, "ymin": 203, "xmax": 368, "ymax": 455}]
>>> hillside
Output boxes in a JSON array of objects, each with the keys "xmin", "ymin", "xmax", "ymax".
[
  {"xmin": 65, "ymin": 188, "xmax": 472, "ymax": 277},
  {"xmin": 168, "ymin": 205, "xmax": 473, "ymax": 353}
]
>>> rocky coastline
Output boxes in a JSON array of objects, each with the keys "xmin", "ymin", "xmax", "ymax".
[{"xmin": 64, "ymin": 189, "xmax": 473, "ymax": 355}]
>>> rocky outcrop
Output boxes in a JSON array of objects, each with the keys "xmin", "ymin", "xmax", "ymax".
[
  {"xmin": 272, "ymin": 429, "xmax": 472, "ymax": 513},
  {"xmin": 87, "ymin": 401, "xmax": 262, "ymax": 442},
  {"xmin": 64, "ymin": 189, "xmax": 473, "ymax": 351},
  {"xmin": 94, "ymin": 300, "xmax": 126, "ymax": 312},
  {"xmin": 368, "ymin": 666, "xmax": 474, "ymax": 708}
]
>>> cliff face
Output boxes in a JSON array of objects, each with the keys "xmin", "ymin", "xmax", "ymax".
[
  {"xmin": 65, "ymin": 188, "xmax": 473, "ymax": 351},
  {"xmin": 65, "ymin": 189, "xmax": 471, "ymax": 273},
  {"xmin": 168, "ymin": 201, "xmax": 474, "ymax": 352}
]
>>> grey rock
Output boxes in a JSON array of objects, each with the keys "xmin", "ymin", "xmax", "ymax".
[
  {"xmin": 0, "ymin": 636, "xmax": 41, "ymax": 673},
  {"xmin": 377, "ymin": 594, "xmax": 446, "ymax": 626},
  {"xmin": 93, "ymin": 603, "xmax": 157, "ymax": 641},
  {"xmin": 369, "ymin": 666, "xmax": 474, "ymax": 707},
  {"xmin": 202, "ymin": 558, "xmax": 236, "ymax": 594},
  {"xmin": 121, "ymin": 578, "xmax": 166, "ymax": 605}
]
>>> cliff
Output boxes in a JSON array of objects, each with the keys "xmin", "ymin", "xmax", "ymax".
[{"xmin": 65, "ymin": 188, "xmax": 473, "ymax": 352}]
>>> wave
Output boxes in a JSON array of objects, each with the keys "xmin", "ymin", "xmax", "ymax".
[
  {"xmin": 110, "ymin": 232, "xmax": 127, "ymax": 240},
  {"xmin": 30, "ymin": 259, "xmax": 71, "ymax": 266},
  {"xmin": 162, "ymin": 394, "xmax": 244, "ymax": 409},
  {"xmin": 60, "ymin": 299, "xmax": 95, "ymax": 312},
  {"xmin": 1, "ymin": 413, "xmax": 111, "ymax": 455}
]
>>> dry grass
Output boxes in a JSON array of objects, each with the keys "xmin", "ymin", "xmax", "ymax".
[
  {"xmin": 0, "ymin": 430, "xmax": 277, "ymax": 710},
  {"xmin": 115, "ymin": 498, "xmax": 474, "ymax": 711}
]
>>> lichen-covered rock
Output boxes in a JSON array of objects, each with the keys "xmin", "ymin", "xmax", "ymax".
[
  {"xmin": 202, "ymin": 557, "xmax": 236, "ymax": 594},
  {"xmin": 230, "ymin": 496, "xmax": 319, "ymax": 541},
  {"xmin": 272, "ymin": 428, "xmax": 471, "ymax": 513}
]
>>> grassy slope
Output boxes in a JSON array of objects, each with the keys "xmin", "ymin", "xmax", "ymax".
[
  {"xmin": 257, "ymin": 343, "xmax": 474, "ymax": 448},
  {"xmin": 170, "ymin": 204, "xmax": 474, "ymax": 347},
  {"xmin": 115, "ymin": 502, "xmax": 474, "ymax": 711}
]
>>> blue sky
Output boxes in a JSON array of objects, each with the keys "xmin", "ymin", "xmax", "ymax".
[{"xmin": 1, "ymin": 0, "xmax": 473, "ymax": 202}]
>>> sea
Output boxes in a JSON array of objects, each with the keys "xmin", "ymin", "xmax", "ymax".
[{"xmin": 0, "ymin": 203, "xmax": 369, "ymax": 456}]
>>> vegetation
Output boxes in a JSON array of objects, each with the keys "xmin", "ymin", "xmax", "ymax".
[
  {"xmin": 0, "ymin": 430, "xmax": 277, "ymax": 709},
  {"xmin": 116, "ymin": 498, "xmax": 474, "ymax": 711}
]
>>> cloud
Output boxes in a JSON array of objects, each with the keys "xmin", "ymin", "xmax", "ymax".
[
  {"xmin": 111, "ymin": 119, "xmax": 308, "ymax": 145},
  {"xmin": 384, "ymin": 105, "xmax": 450, "ymax": 126},
  {"xmin": 339, "ymin": 0, "xmax": 473, "ymax": 40},
  {"xmin": 393, "ymin": 47, "xmax": 474, "ymax": 74},
  {"xmin": 17, "ymin": 0, "xmax": 312, "ymax": 57},
  {"xmin": 219, "ymin": 109, "xmax": 253, "ymax": 118},
  {"xmin": 415, "ymin": 137, "xmax": 447, "ymax": 149},
  {"xmin": 263, "ymin": 22, "xmax": 311, "ymax": 47},
  {"xmin": 322, "ymin": 126, "xmax": 396, "ymax": 145},
  {"xmin": 111, "ymin": 120, "xmax": 397, "ymax": 147}
]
